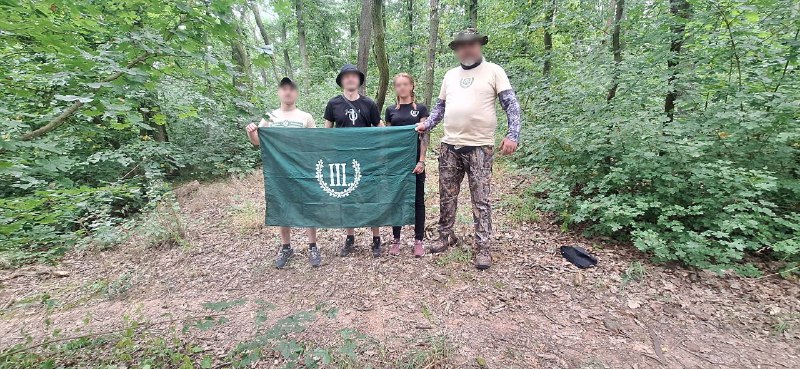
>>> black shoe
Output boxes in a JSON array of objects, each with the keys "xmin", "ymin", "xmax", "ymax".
[
  {"xmin": 309, "ymin": 245, "xmax": 321, "ymax": 267},
  {"xmin": 275, "ymin": 247, "xmax": 294, "ymax": 269},
  {"xmin": 340, "ymin": 237, "xmax": 355, "ymax": 257},
  {"xmin": 371, "ymin": 237, "xmax": 382, "ymax": 258}
]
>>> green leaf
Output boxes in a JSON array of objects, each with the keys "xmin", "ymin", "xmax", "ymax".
[{"xmin": 201, "ymin": 298, "xmax": 246, "ymax": 311}]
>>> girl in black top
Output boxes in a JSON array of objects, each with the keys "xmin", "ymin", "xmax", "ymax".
[{"xmin": 384, "ymin": 73, "xmax": 429, "ymax": 257}]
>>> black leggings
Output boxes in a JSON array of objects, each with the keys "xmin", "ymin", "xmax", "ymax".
[{"xmin": 393, "ymin": 172, "xmax": 425, "ymax": 240}]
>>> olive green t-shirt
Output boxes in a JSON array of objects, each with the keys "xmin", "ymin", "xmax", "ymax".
[{"xmin": 438, "ymin": 61, "xmax": 512, "ymax": 146}]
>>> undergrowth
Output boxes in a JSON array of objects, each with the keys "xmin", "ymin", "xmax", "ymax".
[{"xmin": 0, "ymin": 299, "xmax": 456, "ymax": 369}]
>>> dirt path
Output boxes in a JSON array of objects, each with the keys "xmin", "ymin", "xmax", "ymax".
[{"xmin": 1, "ymin": 163, "xmax": 798, "ymax": 368}]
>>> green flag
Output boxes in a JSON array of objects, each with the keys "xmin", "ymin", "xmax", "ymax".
[{"xmin": 259, "ymin": 126, "xmax": 418, "ymax": 228}]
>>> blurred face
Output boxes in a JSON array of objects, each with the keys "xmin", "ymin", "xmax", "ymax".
[
  {"xmin": 277, "ymin": 85, "xmax": 298, "ymax": 105},
  {"xmin": 455, "ymin": 41, "xmax": 483, "ymax": 65},
  {"xmin": 393, "ymin": 76, "xmax": 413, "ymax": 98},
  {"xmin": 341, "ymin": 72, "xmax": 361, "ymax": 91}
]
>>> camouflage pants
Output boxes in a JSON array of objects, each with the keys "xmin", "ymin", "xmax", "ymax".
[{"xmin": 438, "ymin": 143, "xmax": 494, "ymax": 251}]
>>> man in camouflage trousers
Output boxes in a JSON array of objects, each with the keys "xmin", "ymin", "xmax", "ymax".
[{"xmin": 416, "ymin": 28, "xmax": 522, "ymax": 270}]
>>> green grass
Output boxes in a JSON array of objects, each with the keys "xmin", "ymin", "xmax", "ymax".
[
  {"xmin": 394, "ymin": 335, "xmax": 455, "ymax": 369},
  {"xmin": 85, "ymin": 272, "xmax": 135, "ymax": 299},
  {"xmin": 498, "ymin": 193, "xmax": 540, "ymax": 223},
  {"xmin": 621, "ymin": 261, "xmax": 647, "ymax": 286},
  {"xmin": 773, "ymin": 320, "xmax": 791, "ymax": 335},
  {"xmin": 434, "ymin": 247, "xmax": 473, "ymax": 266}
]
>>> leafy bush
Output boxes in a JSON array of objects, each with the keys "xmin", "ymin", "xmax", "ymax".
[
  {"xmin": 0, "ymin": 185, "xmax": 146, "ymax": 266},
  {"xmin": 522, "ymin": 102, "xmax": 799, "ymax": 272},
  {"xmin": 511, "ymin": 0, "xmax": 800, "ymax": 274}
]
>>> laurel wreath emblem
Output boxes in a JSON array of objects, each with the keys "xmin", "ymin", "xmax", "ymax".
[{"xmin": 316, "ymin": 159, "xmax": 361, "ymax": 198}]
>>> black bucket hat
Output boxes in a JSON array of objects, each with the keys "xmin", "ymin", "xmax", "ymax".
[
  {"xmin": 336, "ymin": 64, "xmax": 365, "ymax": 87},
  {"xmin": 278, "ymin": 77, "xmax": 297, "ymax": 89},
  {"xmin": 449, "ymin": 27, "xmax": 489, "ymax": 50}
]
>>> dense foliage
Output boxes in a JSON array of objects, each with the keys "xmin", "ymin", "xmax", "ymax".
[
  {"xmin": 504, "ymin": 0, "xmax": 799, "ymax": 273},
  {"xmin": 1, "ymin": 0, "xmax": 798, "ymax": 273}
]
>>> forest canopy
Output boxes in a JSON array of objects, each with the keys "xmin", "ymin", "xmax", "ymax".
[{"xmin": 0, "ymin": 0, "xmax": 798, "ymax": 274}]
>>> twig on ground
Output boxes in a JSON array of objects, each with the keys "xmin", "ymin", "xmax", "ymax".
[
  {"xmin": 537, "ymin": 307, "xmax": 561, "ymax": 326},
  {"xmin": 680, "ymin": 340, "xmax": 728, "ymax": 365},
  {"xmin": 645, "ymin": 323, "xmax": 666, "ymax": 365}
]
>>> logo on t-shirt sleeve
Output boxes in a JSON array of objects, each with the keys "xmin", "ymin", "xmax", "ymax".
[{"xmin": 460, "ymin": 77, "xmax": 474, "ymax": 88}]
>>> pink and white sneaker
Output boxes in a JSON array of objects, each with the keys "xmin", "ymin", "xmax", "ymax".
[
  {"xmin": 413, "ymin": 240, "xmax": 425, "ymax": 258},
  {"xmin": 389, "ymin": 238, "xmax": 401, "ymax": 256}
]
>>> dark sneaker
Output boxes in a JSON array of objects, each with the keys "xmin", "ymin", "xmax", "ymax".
[
  {"xmin": 389, "ymin": 239, "xmax": 401, "ymax": 256},
  {"xmin": 308, "ymin": 246, "xmax": 321, "ymax": 267},
  {"xmin": 413, "ymin": 240, "xmax": 425, "ymax": 258},
  {"xmin": 340, "ymin": 237, "xmax": 355, "ymax": 257},
  {"xmin": 275, "ymin": 247, "xmax": 294, "ymax": 269},
  {"xmin": 429, "ymin": 233, "xmax": 458, "ymax": 254},
  {"xmin": 371, "ymin": 238, "xmax": 382, "ymax": 258},
  {"xmin": 475, "ymin": 249, "xmax": 492, "ymax": 270}
]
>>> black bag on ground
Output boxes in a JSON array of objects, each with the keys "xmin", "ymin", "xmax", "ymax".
[{"xmin": 560, "ymin": 246, "xmax": 598, "ymax": 269}]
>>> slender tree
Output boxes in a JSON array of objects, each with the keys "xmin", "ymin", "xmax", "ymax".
[
  {"xmin": 294, "ymin": 0, "xmax": 310, "ymax": 84},
  {"xmin": 542, "ymin": 0, "xmax": 556, "ymax": 77},
  {"xmin": 249, "ymin": 2, "xmax": 281, "ymax": 84},
  {"xmin": 350, "ymin": 18, "xmax": 357, "ymax": 59},
  {"xmin": 423, "ymin": 0, "xmax": 440, "ymax": 106},
  {"xmin": 231, "ymin": 34, "xmax": 253, "ymax": 93},
  {"xmin": 664, "ymin": 0, "xmax": 691, "ymax": 121},
  {"xmin": 139, "ymin": 92, "xmax": 168, "ymax": 142},
  {"xmin": 357, "ymin": 0, "xmax": 375, "ymax": 95},
  {"xmin": 606, "ymin": 0, "xmax": 623, "ymax": 102},
  {"xmin": 468, "ymin": 0, "xmax": 478, "ymax": 28},
  {"xmin": 407, "ymin": 0, "xmax": 414, "ymax": 70},
  {"xmin": 373, "ymin": 0, "xmax": 390, "ymax": 110},
  {"xmin": 280, "ymin": 21, "xmax": 294, "ymax": 79},
  {"xmin": 231, "ymin": 18, "xmax": 254, "ymax": 91}
]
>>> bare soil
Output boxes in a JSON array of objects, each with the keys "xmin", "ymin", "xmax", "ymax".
[{"xmin": 1, "ymin": 164, "xmax": 798, "ymax": 368}]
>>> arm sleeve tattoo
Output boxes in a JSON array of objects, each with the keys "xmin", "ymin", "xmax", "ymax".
[
  {"xmin": 498, "ymin": 89, "xmax": 521, "ymax": 142},
  {"xmin": 424, "ymin": 99, "xmax": 446, "ymax": 130}
]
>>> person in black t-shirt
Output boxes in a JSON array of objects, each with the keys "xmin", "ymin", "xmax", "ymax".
[
  {"xmin": 324, "ymin": 64, "xmax": 385, "ymax": 258},
  {"xmin": 384, "ymin": 73, "xmax": 430, "ymax": 258},
  {"xmin": 324, "ymin": 65, "xmax": 382, "ymax": 128}
]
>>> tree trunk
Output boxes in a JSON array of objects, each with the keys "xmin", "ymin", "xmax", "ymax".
[
  {"xmin": 350, "ymin": 18, "xmax": 357, "ymax": 59},
  {"xmin": 468, "ymin": 0, "xmax": 478, "ymax": 28},
  {"xmin": 280, "ymin": 21, "xmax": 294, "ymax": 79},
  {"xmin": 249, "ymin": 2, "xmax": 281, "ymax": 84},
  {"xmin": 140, "ymin": 106, "xmax": 168, "ymax": 142},
  {"xmin": 606, "ymin": 0, "xmax": 623, "ymax": 102},
  {"xmin": 231, "ymin": 23, "xmax": 253, "ymax": 94},
  {"xmin": 407, "ymin": 0, "xmax": 414, "ymax": 71},
  {"xmin": 543, "ymin": 0, "xmax": 556, "ymax": 78},
  {"xmin": 294, "ymin": 0, "xmax": 310, "ymax": 84},
  {"xmin": 356, "ymin": 0, "xmax": 375, "ymax": 95},
  {"xmin": 664, "ymin": 0, "xmax": 691, "ymax": 121},
  {"xmin": 423, "ymin": 0, "xmax": 440, "ymax": 107},
  {"xmin": 372, "ymin": 0, "xmax": 390, "ymax": 111}
]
